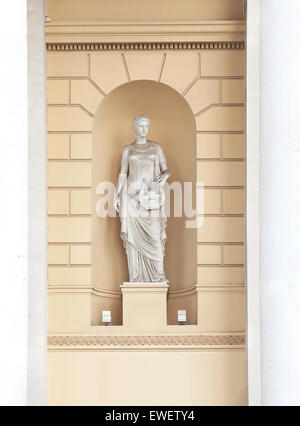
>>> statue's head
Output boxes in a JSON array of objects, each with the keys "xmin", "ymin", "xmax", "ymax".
[{"xmin": 133, "ymin": 114, "xmax": 150, "ymax": 138}]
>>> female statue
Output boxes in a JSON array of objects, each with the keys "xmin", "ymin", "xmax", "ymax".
[{"xmin": 114, "ymin": 115, "xmax": 170, "ymax": 283}]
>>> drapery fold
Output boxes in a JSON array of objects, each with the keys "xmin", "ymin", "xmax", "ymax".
[{"xmin": 119, "ymin": 141, "xmax": 167, "ymax": 283}]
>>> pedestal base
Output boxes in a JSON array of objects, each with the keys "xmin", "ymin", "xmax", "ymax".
[{"xmin": 121, "ymin": 282, "xmax": 169, "ymax": 330}]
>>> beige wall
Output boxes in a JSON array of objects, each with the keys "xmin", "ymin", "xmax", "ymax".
[
  {"xmin": 48, "ymin": 49, "xmax": 245, "ymax": 328},
  {"xmin": 46, "ymin": 0, "xmax": 246, "ymax": 405},
  {"xmin": 48, "ymin": 349, "xmax": 247, "ymax": 406},
  {"xmin": 47, "ymin": 0, "xmax": 245, "ymax": 22}
]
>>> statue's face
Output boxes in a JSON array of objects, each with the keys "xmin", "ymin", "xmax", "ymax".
[{"xmin": 135, "ymin": 119, "xmax": 149, "ymax": 138}]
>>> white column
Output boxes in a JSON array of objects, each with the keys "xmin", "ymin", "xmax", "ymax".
[
  {"xmin": 27, "ymin": 0, "xmax": 47, "ymax": 406},
  {"xmin": 260, "ymin": 0, "xmax": 300, "ymax": 405},
  {"xmin": 0, "ymin": 1, "xmax": 28, "ymax": 406},
  {"xmin": 246, "ymin": 0, "xmax": 261, "ymax": 406},
  {"xmin": 0, "ymin": 0, "xmax": 47, "ymax": 406}
]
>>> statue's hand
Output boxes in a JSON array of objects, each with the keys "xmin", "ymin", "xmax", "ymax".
[
  {"xmin": 157, "ymin": 171, "xmax": 170, "ymax": 187},
  {"xmin": 114, "ymin": 193, "xmax": 120, "ymax": 213}
]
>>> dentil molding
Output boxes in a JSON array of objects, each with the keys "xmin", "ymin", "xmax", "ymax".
[{"xmin": 47, "ymin": 41, "xmax": 244, "ymax": 51}]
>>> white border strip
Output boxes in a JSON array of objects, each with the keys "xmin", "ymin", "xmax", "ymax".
[
  {"xmin": 27, "ymin": 0, "xmax": 47, "ymax": 406},
  {"xmin": 0, "ymin": 0, "xmax": 28, "ymax": 406},
  {"xmin": 246, "ymin": 0, "xmax": 261, "ymax": 406}
]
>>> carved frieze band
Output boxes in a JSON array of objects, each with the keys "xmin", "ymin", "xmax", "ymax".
[
  {"xmin": 48, "ymin": 334, "xmax": 245, "ymax": 347},
  {"xmin": 46, "ymin": 41, "xmax": 245, "ymax": 52}
]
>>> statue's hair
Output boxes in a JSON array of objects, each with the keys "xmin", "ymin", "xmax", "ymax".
[{"xmin": 132, "ymin": 114, "xmax": 150, "ymax": 132}]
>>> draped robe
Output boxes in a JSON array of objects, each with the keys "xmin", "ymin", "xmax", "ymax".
[{"xmin": 119, "ymin": 141, "xmax": 168, "ymax": 282}]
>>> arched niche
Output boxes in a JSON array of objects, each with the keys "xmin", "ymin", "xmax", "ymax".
[{"xmin": 92, "ymin": 80, "xmax": 196, "ymax": 297}]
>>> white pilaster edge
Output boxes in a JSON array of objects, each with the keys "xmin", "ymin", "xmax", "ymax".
[
  {"xmin": 246, "ymin": 0, "xmax": 261, "ymax": 406},
  {"xmin": 27, "ymin": 0, "xmax": 47, "ymax": 406}
]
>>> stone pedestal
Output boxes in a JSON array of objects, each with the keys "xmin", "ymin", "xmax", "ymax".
[{"xmin": 121, "ymin": 282, "xmax": 169, "ymax": 330}]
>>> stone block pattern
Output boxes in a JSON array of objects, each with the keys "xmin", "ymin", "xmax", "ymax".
[{"xmin": 47, "ymin": 49, "xmax": 245, "ymax": 330}]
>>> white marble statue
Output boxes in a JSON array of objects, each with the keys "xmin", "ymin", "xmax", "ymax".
[{"xmin": 114, "ymin": 115, "xmax": 170, "ymax": 283}]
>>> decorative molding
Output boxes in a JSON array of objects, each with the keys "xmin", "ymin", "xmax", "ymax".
[
  {"xmin": 168, "ymin": 286, "xmax": 197, "ymax": 298},
  {"xmin": 47, "ymin": 41, "xmax": 245, "ymax": 52},
  {"xmin": 48, "ymin": 285, "xmax": 244, "ymax": 296},
  {"xmin": 45, "ymin": 20, "xmax": 245, "ymax": 44},
  {"xmin": 48, "ymin": 285, "xmax": 194, "ymax": 298},
  {"xmin": 48, "ymin": 334, "xmax": 245, "ymax": 347},
  {"xmin": 48, "ymin": 286, "xmax": 93, "ymax": 295},
  {"xmin": 195, "ymin": 284, "xmax": 245, "ymax": 293},
  {"xmin": 92, "ymin": 287, "xmax": 122, "ymax": 299}
]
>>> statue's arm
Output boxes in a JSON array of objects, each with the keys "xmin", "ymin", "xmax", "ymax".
[
  {"xmin": 157, "ymin": 145, "xmax": 170, "ymax": 186},
  {"xmin": 114, "ymin": 147, "xmax": 129, "ymax": 212}
]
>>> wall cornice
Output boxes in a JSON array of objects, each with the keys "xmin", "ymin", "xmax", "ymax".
[
  {"xmin": 48, "ymin": 285, "xmax": 243, "ymax": 296},
  {"xmin": 45, "ymin": 20, "xmax": 245, "ymax": 45}
]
